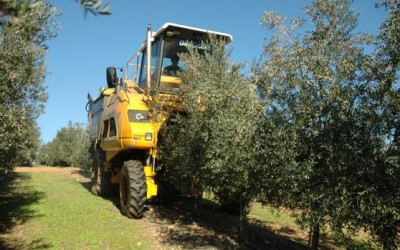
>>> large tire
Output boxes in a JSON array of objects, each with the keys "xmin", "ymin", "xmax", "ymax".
[
  {"xmin": 120, "ymin": 160, "xmax": 147, "ymax": 218},
  {"xmin": 91, "ymin": 149, "xmax": 113, "ymax": 196}
]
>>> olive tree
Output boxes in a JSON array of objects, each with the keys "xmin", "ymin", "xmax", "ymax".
[
  {"xmin": 0, "ymin": 0, "xmax": 57, "ymax": 178},
  {"xmin": 0, "ymin": 0, "xmax": 108, "ymax": 178},
  {"xmin": 354, "ymin": 5, "xmax": 400, "ymax": 249},
  {"xmin": 252, "ymin": 0, "xmax": 387, "ymax": 248},
  {"xmin": 157, "ymin": 37, "xmax": 295, "ymax": 242},
  {"xmin": 0, "ymin": 0, "xmax": 110, "ymax": 22}
]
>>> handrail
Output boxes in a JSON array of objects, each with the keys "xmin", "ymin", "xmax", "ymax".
[{"xmin": 125, "ymin": 51, "xmax": 140, "ymax": 82}]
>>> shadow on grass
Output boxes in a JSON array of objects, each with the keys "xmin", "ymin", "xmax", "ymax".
[
  {"xmin": 77, "ymin": 171, "xmax": 308, "ymax": 250},
  {"xmin": 75, "ymin": 171, "xmax": 309, "ymax": 249},
  {"xmin": 146, "ymin": 199, "xmax": 309, "ymax": 250},
  {"xmin": 76, "ymin": 174, "xmax": 375, "ymax": 249},
  {"xmin": 72, "ymin": 169, "xmax": 375, "ymax": 249},
  {"xmin": 0, "ymin": 172, "xmax": 51, "ymax": 250},
  {"xmin": 79, "ymin": 180, "xmax": 92, "ymax": 192}
]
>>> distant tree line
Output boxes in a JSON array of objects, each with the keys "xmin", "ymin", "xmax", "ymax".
[{"xmin": 37, "ymin": 121, "xmax": 91, "ymax": 170}]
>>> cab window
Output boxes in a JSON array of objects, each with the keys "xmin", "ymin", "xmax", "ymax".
[
  {"xmin": 102, "ymin": 120, "xmax": 109, "ymax": 138},
  {"xmin": 109, "ymin": 118, "xmax": 116, "ymax": 137},
  {"xmin": 138, "ymin": 40, "xmax": 160, "ymax": 90},
  {"xmin": 102, "ymin": 118, "xmax": 117, "ymax": 138},
  {"xmin": 161, "ymin": 37, "xmax": 187, "ymax": 77}
]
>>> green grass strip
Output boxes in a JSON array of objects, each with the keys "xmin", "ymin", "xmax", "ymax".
[{"xmin": 1, "ymin": 171, "xmax": 154, "ymax": 249}]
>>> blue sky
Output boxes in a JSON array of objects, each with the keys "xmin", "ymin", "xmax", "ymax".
[{"xmin": 38, "ymin": 0, "xmax": 387, "ymax": 143}]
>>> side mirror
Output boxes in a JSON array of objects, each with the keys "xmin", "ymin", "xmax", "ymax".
[{"xmin": 106, "ymin": 67, "xmax": 118, "ymax": 88}]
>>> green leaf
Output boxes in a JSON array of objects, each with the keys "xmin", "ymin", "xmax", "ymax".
[
  {"xmin": 92, "ymin": 0, "xmax": 102, "ymax": 10},
  {"xmin": 99, "ymin": 3, "xmax": 110, "ymax": 15}
]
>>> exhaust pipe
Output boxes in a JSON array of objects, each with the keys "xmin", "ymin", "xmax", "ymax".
[{"xmin": 146, "ymin": 24, "xmax": 152, "ymax": 97}]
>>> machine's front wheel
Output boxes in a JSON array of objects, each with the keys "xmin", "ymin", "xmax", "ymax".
[
  {"xmin": 120, "ymin": 160, "xmax": 147, "ymax": 218},
  {"xmin": 91, "ymin": 149, "xmax": 113, "ymax": 196}
]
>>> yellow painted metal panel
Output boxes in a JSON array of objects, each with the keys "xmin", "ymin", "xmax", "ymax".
[{"xmin": 144, "ymin": 166, "xmax": 157, "ymax": 198}]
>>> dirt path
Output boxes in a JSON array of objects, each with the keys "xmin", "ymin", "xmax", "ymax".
[
  {"xmin": 15, "ymin": 166, "xmax": 89, "ymax": 183},
  {"xmin": 15, "ymin": 166, "xmax": 77, "ymax": 173}
]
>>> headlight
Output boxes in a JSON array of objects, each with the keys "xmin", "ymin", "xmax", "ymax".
[{"xmin": 145, "ymin": 133, "xmax": 152, "ymax": 141}]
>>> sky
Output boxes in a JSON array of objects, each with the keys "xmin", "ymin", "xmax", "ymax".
[{"xmin": 37, "ymin": 0, "xmax": 388, "ymax": 143}]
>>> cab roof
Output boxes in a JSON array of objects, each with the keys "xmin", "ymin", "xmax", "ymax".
[{"xmin": 152, "ymin": 23, "xmax": 233, "ymax": 43}]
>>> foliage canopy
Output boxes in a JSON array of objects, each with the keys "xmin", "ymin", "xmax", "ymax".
[
  {"xmin": 37, "ymin": 121, "xmax": 91, "ymax": 169},
  {"xmin": 253, "ymin": 0, "xmax": 399, "ymax": 248},
  {"xmin": 0, "ymin": 0, "xmax": 57, "ymax": 177}
]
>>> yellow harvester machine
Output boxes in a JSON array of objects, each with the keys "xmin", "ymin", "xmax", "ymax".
[{"xmin": 87, "ymin": 23, "xmax": 232, "ymax": 218}]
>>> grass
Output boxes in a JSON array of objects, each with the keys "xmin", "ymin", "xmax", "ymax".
[
  {"xmin": 0, "ymin": 168, "xmax": 380, "ymax": 250},
  {"xmin": 250, "ymin": 203, "xmax": 300, "ymax": 229},
  {"xmin": 249, "ymin": 203, "xmax": 379, "ymax": 250},
  {"xmin": 0, "ymin": 170, "xmax": 155, "ymax": 249}
]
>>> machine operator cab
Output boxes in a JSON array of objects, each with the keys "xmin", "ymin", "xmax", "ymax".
[{"xmin": 125, "ymin": 23, "xmax": 233, "ymax": 94}]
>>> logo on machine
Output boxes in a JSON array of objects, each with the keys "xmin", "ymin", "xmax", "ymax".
[
  {"xmin": 128, "ymin": 110, "xmax": 149, "ymax": 123},
  {"xmin": 179, "ymin": 40, "xmax": 210, "ymax": 51},
  {"xmin": 135, "ymin": 113, "xmax": 145, "ymax": 120}
]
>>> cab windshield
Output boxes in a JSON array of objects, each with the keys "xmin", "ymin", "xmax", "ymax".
[
  {"xmin": 159, "ymin": 36, "xmax": 210, "ymax": 90},
  {"xmin": 136, "ymin": 35, "xmax": 212, "ymax": 92},
  {"xmin": 161, "ymin": 37, "xmax": 187, "ymax": 77}
]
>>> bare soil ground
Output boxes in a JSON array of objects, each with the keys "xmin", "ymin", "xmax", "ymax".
[{"xmin": 9, "ymin": 167, "xmax": 317, "ymax": 250}]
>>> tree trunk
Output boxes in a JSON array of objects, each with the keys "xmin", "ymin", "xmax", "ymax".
[
  {"xmin": 238, "ymin": 192, "xmax": 249, "ymax": 247},
  {"xmin": 310, "ymin": 223, "xmax": 320, "ymax": 250}
]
